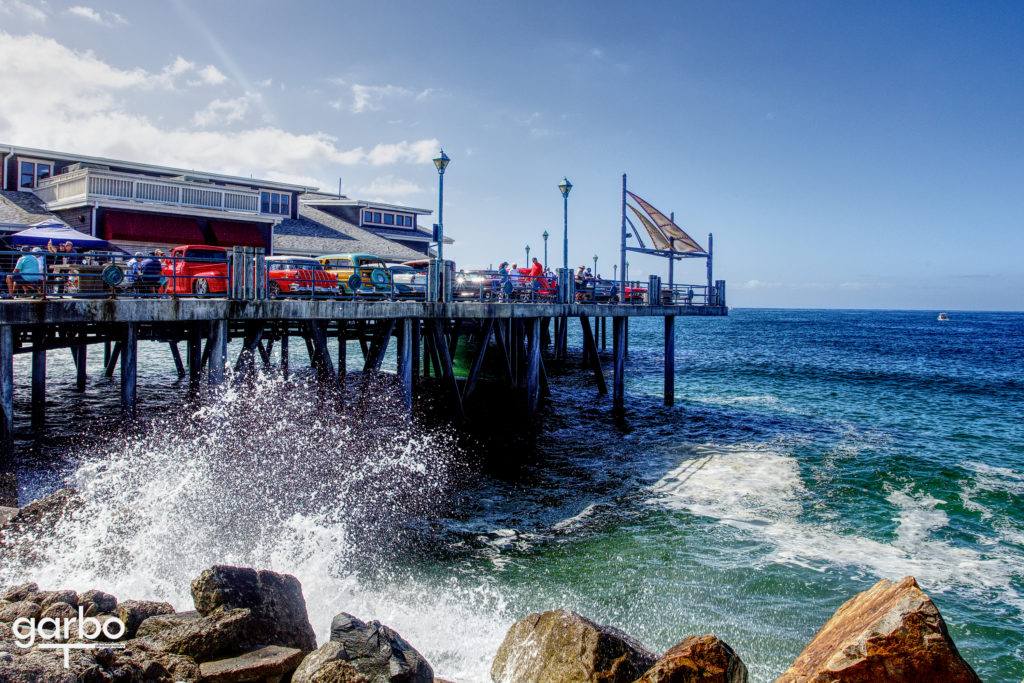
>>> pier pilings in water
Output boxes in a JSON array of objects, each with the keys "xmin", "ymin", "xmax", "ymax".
[{"xmin": 0, "ymin": 299, "xmax": 725, "ymax": 452}]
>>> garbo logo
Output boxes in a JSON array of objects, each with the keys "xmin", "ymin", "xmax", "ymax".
[{"xmin": 12, "ymin": 607, "xmax": 126, "ymax": 668}]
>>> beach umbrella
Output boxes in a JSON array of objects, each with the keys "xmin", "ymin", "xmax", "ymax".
[{"xmin": 9, "ymin": 221, "xmax": 115, "ymax": 250}]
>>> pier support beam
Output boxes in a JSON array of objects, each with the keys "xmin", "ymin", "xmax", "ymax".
[
  {"xmin": 580, "ymin": 317, "xmax": 607, "ymax": 395},
  {"xmin": 208, "ymin": 320, "xmax": 227, "ymax": 386},
  {"xmin": 104, "ymin": 341, "xmax": 122, "ymax": 377},
  {"xmin": 428, "ymin": 320, "xmax": 464, "ymax": 419},
  {"xmin": 74, "ymin": 343, "xmax": 87, "ymax": 390},
  {"xmin": 613, "ymin": 317, "xmax": 625, "ymax": 414},
  {"xmin": 120, "ymin": 323, "xmax": 137, "ymax": 421},
  {"xmin": 187, "ymin": 326, "xmax": 202, "ymax": 395},
  {"xmin": 169, "ymin": 342, "xmax": 185, "ymax": 379},
  {"xmin": 526, "ymin": 318, "xmax": 541, "ymax": 418},
  {"xmin": 280, "ymin": 332, "xmax": 289, "ymax": 379},
  {"xmin": 664, "ymin": 316, "xmax": 675, "ymax": 406},
  {"xmin": 1, "ymin": 326, "xmax": 13, "ymax": 449},
  {"xmin": 31, "ymin": 331, "xmax": 46, "ymax": 430},
  {"xmin": 396, "ymin": 319, "xmax": 413, "ymax": 413},
  {"xmin": 462, "ymin": 319, "xmax": 493, "ymax": 402}
]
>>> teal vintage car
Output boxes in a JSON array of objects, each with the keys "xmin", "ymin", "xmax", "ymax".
[{"xmin": 317, "ymin": 253, "xmax": 393, "ymax": 297}]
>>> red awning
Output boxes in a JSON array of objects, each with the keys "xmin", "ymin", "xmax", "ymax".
[
  {"xmin": 210, "ymin": 220, "xmax": 267, "ymax": 248},
  {"xmin": 103, "ymin": 210, "xmax": 206, "ymax": 244}
]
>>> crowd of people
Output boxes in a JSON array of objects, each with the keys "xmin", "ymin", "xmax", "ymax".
[{"xmin": 3, "ymin": 241, "xmax": 166, "ymax": 297}]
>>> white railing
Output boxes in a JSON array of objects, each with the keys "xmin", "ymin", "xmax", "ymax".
[{"xmin": 35, "ymin": 168, "xmax": 262, "ymax": 216}]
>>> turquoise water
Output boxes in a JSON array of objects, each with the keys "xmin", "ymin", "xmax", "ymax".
[{"xmin": 2, "ymin": 309, "xmax": 1022, "ymax": 681}]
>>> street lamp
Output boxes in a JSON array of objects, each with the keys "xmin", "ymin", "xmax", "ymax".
[
  {"xmin": 542, "ymin": 230, "xmax": 549, "ymax": 269},
  {"xmin": 593, "ymin": 254, "xmax": 598, "ymax": 275},
  {"xmin": 626, "ymin": 261, "xmax": 630, "ymax": 281},
  {"xmin": 525, "ymin": 244, "xmax": 531, "ymax": 263},
  {"xmin": 558, "ymin": 178, "xmax": 572, "ymax": 273},
  {"xmin": 613, "ymin": 264, "xmax": 618, "ymax": 279},
  {"xmin": 432, "ymin": 149, "xmax": 450, "ymax": 301}
]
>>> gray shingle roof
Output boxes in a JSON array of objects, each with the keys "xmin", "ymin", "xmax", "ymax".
[
  {"xmin": 0, "ymin": 191, "xmax": 66, "ymax": 229},
  {"xmin": 274, "ymin": 205, "xmax": 425, "ymax": 261}
]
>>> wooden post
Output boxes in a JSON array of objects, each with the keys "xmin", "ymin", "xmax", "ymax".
[
  {"xmin": 209, "ymin": 319, "xmax": 227, "ymax": 386},
  {"xmin": 280, "ymin": 332, "xmax": 289, "ymax": 378},
  {"xmin": 306, "ymin": 321, "xmax": 340, "ymax": 394},
  {"xmin": 429, "ymin": 320, "xmax": 464, "ymax": 419},
  {"xmin": 120, "ymin": 322, "xmax": 137, "ymax": 421},
  {"xmin": 525, "ymin": 318, "xmax": 541, "ymax": 417},
  {"xmin": 74, "ymin": 343, "xmax": 87, "ymax": 390},
  {"xmin": 362, "ymin": 320, "xmax": 395, "ymax": 373},
  {"xmin": 1, "ymin": 326, "xmax": 13, "ymax": 449},
  {"xmin": 337, "ymin": 328, "xmax": 347, "ymax": 377},
  {"xmin": 664, "ymin": 315, "xmax": 675, "ymax": 406},
  {"xmin": 188, "ymin": 326, "xmax": 202, "ymax": 394},
  {"xmin": 169, "ymin": 342, "xmax": 186, "ymax": 379},
  {"xmin": 104, "ymin": 341, "xmax": 122, "ymax": 377},
  {"xmin": 396, "ymin": 319, "xmax": 412, "ymax": 413},
  {"xmin": 411, "ymin": 320, "xmax": 420, "ymax": 387},
  {"xmin": 104, "ymin": 341, "xmax": 111, "ymax": 367},
  {"xmin": 601, "ymin": 317, "xmax": 607, "ymax": 350},
  {"xmin": 580, "ymin": 317, "xmax": 607, "ymax": 395},
  {"xmin": 31, "ymin": 331, "xmax": 46, "ymax": 429},
  {"xmin": 613, "ymin": 317, "xmax": 625, "ymax": 414},
  {"xmin": 462, "ymin": 319, "xmax": 493, "ymax": 401},
  {"xmin": 491, "ymin": 319, "xmax": 516, "ymax": 386},
  {"xmin": 624, "ymin": 318, "xmax": 629, "ymax": 358}
]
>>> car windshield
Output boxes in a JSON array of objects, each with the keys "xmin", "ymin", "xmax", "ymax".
[
  {"xmin": 270, "ymin": 260, "xmax": 320, "ymax": 271},
  {"xmin": 322, "ymin": 258, "xmax": 352, "ymax": 267},
  {"xmin": 358, "ymin": 259, "xmax": 387, "ymax": 269}
]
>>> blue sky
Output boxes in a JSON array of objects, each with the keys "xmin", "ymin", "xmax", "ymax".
[{"xmin": 1, "ymin": 0, "xmax": 1021, "ymax": 309}]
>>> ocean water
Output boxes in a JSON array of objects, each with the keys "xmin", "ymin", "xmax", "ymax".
[{"xmin": 1, "ymin": 309, "xmax": 1022, "ymax": 681}]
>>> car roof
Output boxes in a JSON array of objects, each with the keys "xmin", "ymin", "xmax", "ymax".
[
  {"xmin": 318, "ymin": 253, "xmax": 381, "ymax": 260},
  {"xmin": 266, "ymin": 255, "xmax": 318, "ymax": 261},
  {"xmin": 176, "ymin": 244, "xmax": 227, "ymax": 251}
]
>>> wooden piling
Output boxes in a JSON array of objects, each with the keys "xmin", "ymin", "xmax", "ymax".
[
  {"xmin": 396, "ymin": 318, "xmax": 413, "ymax": 413},
  {"xmin": 120, "ymin": 323, "xmax": 137, "ymax": 421},
  {"xmin": 526, "ymin": 318, "xmax": 541, "ymax": 417},
  {"xmin": 411, "ymin": 320, "xmax": 420, "ymax": 387},
  {"xmin": 31, "ymin": 331, "xmax": 45, "ymax": 429},
  {"xmin": 1, "ymin": 326, "xmax": 13, "ymax": 448},
  {"xmin": 462, "ymin": 319, "xmax": 493, "ymax": 402},
  {"xmin": 103, "ymin": 341, "xmax": 111, "ymax": 367},
  {"xmin": 280, "ymin": 332, "xmax": 289, "ymax": 378},
  {"xmin": 209, "ymin": 319, "xmax": 227, "ymax": 386},
  {"xmin": 188, "ymin": 326, "xmax": 202, "ymax": 394},
  {"xmin": 74, "ymin": 344, "xmax": 87, "ymax": 390},
  {"xmin": 613, "ymin": 317, "xmax": 625, "ymax": 414},
  {"xmin": 104, "ymin": 341, "xmax": 122, "ymax": 377},
  {"xmin": 580, "ymin": 317, "xmax": 607, "ymax": 395},
  {"xmin": 664, "ymin": 315, "xmax": 675, "ymax": 406},
  {"xmin": 169, "ymin": 342, "xmax": 185, "ymax": 379}
]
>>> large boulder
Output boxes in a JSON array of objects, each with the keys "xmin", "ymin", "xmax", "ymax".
[
  {"xmin": 72, "ymin": 641, "xmax": 201, "ymax": 682},
  {"xmin": 0, "ymin": 489, "xmax": 83, "ymax": 566},
  {"xmin": 0, "ymin": 600, "xmax": 42, "ymax": 622},
  {"xmin": 136, "ymin": 610, "xmax": 202, "ymax": 638},
  {"xmin": 139, "ymin": 608, "xmax": 254, "ymax": 663},
  {"xmin": 490, "ymin": 609, "xmax": 656, "ymax": 683},
  {"xmin": 190, "ymin": 565, "xmax": 317, "ymax": 652},
  {"xmin": 1, "ymin": 583, "xmax": 38, "ymax": 603},
  {"xmin": 79, "ymin": 589, "xmax": 117, "ymax": 616},
  {"xmin": 34, "ymin": 589, "xmax": 79, "ymax": 609},
  {"xmin": 115, "ymin": 599, "xmax": 176, "ymax": 638},
  {"xmin": 294, "ymin": 645, "xmax": 370, "ymax": 683},
  {"xmin": 775, "ymin": 576, "xmax": 981, "ymax": 682},
  {"xmin": 199, "ymin": 645, "xmax": 305, "ymax": 683},
  {"xmin": 325, "ymin": 612, "xmax": 433, "ymax": 683},
  {"xmin": 635, "ymin": 635, "xmax": 747, "ymax": 683},
  {"xmin": 0, "ymin": 650, "xmax": 76, "ymax": 683}
]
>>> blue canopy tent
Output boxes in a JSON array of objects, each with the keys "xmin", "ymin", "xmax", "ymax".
[{"xmin": 9, "ymin": 221, "xmax": 119, "ymax": 251}]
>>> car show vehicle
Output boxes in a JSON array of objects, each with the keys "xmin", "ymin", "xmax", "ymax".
[
  {"xmin": 318, "ymin": 254, "xmax": 393, "ymax": 297},
  {"xmin": 161, "ymin": 245, "xmax": 229, "ymax": 295},
  {"xmin": 388, "ymin": 265, "xmax": 426, "ymax": 298},
  {"xmin": 265, "ymin": 256, "xmax": 339, "ymax": 297}
]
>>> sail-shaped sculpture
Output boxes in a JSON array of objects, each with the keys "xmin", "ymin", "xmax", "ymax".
[
  {"xmin": 627, "ymin": 191, "xmax": 705, "ymax": 253},
  {"xmin": 627, "ymin": 204, "xmax": 670, "ymax": 251}
]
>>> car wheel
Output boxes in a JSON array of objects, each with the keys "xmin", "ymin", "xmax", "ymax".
[
  {"xmin": 269, "ymin": 282, "xmax": 282, "ymax": 298},
  {"xmin": 193, "ymin": 278, "xmax": 210, "ymax": 296}
]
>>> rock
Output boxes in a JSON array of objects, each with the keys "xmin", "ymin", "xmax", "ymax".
[
  {"xmin": 140, "ymin": 608, "xmax": 254, "ymax": 663},
  {"xmin": 199, "ymin": 645, "xmax": 305, "ymax": 683},
  {"xmin": 635, "ymin": 635, "xmax": 748, "ymax": 683},
  {"xmin": 115, "ymin": 599, "xmax": 175, "ymax": 638},
  {"xmin": 775, "ymin": 576, "xmax": 981, "ymax": 683},
  {"xmin": 0, "ymin": 600, "xmax": 42, "ymax": 622},
  {"xmin": 73, "ymin": 641, "xmax": 201, "ymax": 682},
  {"xmin": 294, "ymin": 642, "xmax": 346, "ymax": 683},
  {"xmin": 308, "ymin": 660, "xmax": 370, "ymax": 683},
  {"xmin": 190, "ymin": 565, "xmax": 317, "ymax": 652},
  {"xmin": 490, "ymin": 609, "xmax": 656, "ymax": 683},
  {"xmin": 64, "ymin": 614, "xmax": 127, "ymax": 643},
  {"xmin": 327, "ymin": 612, "xmax": 433, "ymax": 683},
  {"xmin": 0, "ymin": 650, "xmax": 76, "ymax": 683},
  {"xmin": 1, "ymin": 583, "xmax": 38, "ymax": 602},
  {"xmin": 35, "ymin": 589, "xmax": 79, "ymax": 609},
  {"xmin": 0, "ymin": 489, "xmax": 83, "ymax": 566},
  {"xmin": 136, "ymin": 610, "xmax": 201, "ymax": 638},
  {"xmin": 0, "ymin": 507, "xmax": 17, "ymax": 526},
  {"xmin": 79, "ymin": 589, "xmax": 117, "ymax": 615},
  {"xmin": 0, "ymin": 473, "xmax": 16, "ymax": 507},
  {"xmin": 40, "ymin": 601, "xmax": 76, "ymax": 621}
]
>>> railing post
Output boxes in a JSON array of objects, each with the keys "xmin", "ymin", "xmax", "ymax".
[
  {"xmin": 648, "ymin": 275, "xmax": 661, "ymax": 306},
  {"xmin": 715, "ymin": 280, "xmax": 726, "ymax": 308},
  {"xmin": 254, "ymin": 249, "xmax": 266, "ymax": 300}
]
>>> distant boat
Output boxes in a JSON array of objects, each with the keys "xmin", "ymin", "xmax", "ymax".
[{"xmin": 938, "ymin": 312, "xmax": 949, "ymax": 321}]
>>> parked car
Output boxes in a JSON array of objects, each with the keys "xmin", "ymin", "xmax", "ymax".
[
  {"xmin": 389, "ymin": 265, "xmax": 426, "ymax": 298},
  {"xmin": 318, "ymin": 253, "xmax": 393, "ymax": 297},
  {"xmin": 162, "ymin": 245, "xmax": 229, "ymax": 295},
  {"xmin": 265, "ymin": 256, "xmax": 338, "ymax": 297},
  {"xmin": 454, "ymin": 269, "xmax": 501, "ymax": 300},
  {"xmin": 575, "ymin": 277, "xmax": 617, "ymax": 303}
]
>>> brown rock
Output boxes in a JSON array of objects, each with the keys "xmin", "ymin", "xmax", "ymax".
[
  {"xmin": 309, "ymin": 660, "xmax": 369, "ymax": 683},
  {"xmin": 140, "ymin": 608, "xmax": 253, "ymax": 663},
  {"xmin": 0, "ymin": 600, "xmax": 42, "ymax": 622},
  {"xmin": 0, "ymin": 650, "xmax": 76, "ymax": 683},
  {"xmin": 39, "ymin": 601, "xmax": 76, "ymax": 621},
  {"xmin": 775, "ymin": 576, "xmax": 981, "ymax": 683},
  {"xmin": 1, "ymin": 583, "xmax": 38, "ymax": 602},
  {"xmin": 115, "ymin": 599, "xmax": 176, "ymax": 638},
  {"xmin": 72, "ymin": 641, "xmax": 201, "ymax": 682},
  {"xmin": 35, "ymin": 590, "xmax": 78, "ymax": 609},
  {"xmin": 491, "ymin": 609, "xmax": 656, "ymax": 683},
  {"xmin": 0, "ymin": 489, "xmax": 83, "ymax": 567},
  {"xmin": 79, "ymin": 589, "xmax": 117, "ymax": 615},
  {"xmin": 199, "ymin": 645, "xmax": 305, "ymax": 683},
  {"xmin": 135, "ymin": 610, "xmax": 201, "ymax": 638},
  {"xmin": 190, "ymin": 565, "xmax": 317, "ymax": 652},
  {"xmin": 635, "ymin": 635, "xmax": 747, "ymax": 683}
]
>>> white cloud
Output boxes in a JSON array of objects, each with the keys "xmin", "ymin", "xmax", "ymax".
[
  {"xmin": 0, "ymin": 0, "xmax": 48, "ymax": 22},
  {"xmin": 66, "ymin": 5, "xmax": 126, "ymax": 26},
  {"xmin": 190, "ymin": 64, "xmax": 227, "ymax": 87},
  {"xmin": 358, "ymin": 175, "xmax": 424, "ymax": 198},
  {"xmin": 336, "ymin": 82, "xmax": 435, "ymax": 113},
  {"xmin": 193, "ymin": 95, "xmax": 255, "ymax": 127},
  {"xmin": 0, "ymin": 33, "xmax": 440, "ymax": 192}
]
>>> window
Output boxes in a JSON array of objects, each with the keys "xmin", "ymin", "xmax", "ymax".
[
  {"xmin": 19, "ymin": 160, "xmax": 53, "ymax": 189},
  {"xmin": 260, "ymin": 191, "xmax": 290, "ymax": 215},
  {"xmin": 362, "ymin": 210, "xmax": 415, "ymax": 228},
  {"xmin": 383, "ymin": 214, "xmax": 394, "ymax": 225}
]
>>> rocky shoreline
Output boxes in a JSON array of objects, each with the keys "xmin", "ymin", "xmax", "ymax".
[{"xmin": 0, "ymin": 488, "xmax": 985, "ymax": 683}]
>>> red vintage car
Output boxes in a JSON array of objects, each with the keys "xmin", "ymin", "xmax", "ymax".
[
  {"xmin": 162, "ymin": 245, "xmax": 229, "ymax": 295},
  {"xmin": 266, "ymin": 256, "xmax": 339, "ymax": 297}
]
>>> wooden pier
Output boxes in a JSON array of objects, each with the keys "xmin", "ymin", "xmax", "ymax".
[{"xmin": 0, "ymin": 297, "xmax": 726, "ymax": 451}]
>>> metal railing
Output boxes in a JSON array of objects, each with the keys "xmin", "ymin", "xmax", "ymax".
[
  {"xmin": 1, "ymin": 249, "xmax": 725, "ymax": 306},
  {"xmin": 34, "ymin": 168, "xmax": 261, "ymax": 215}
]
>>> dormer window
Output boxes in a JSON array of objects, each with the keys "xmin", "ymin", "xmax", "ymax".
[
  {"xmin": 19, "ymin": 160, "xmax": 53, "ymax": 189},
  {"xmin": 362, "ymin": 210, "xmax": 414, "ymax": 228},
  {"xmin": 260, "ymin": 191, "xmax": 291, "ymax": 215}
]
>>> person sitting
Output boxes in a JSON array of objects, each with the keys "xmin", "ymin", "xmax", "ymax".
[
  {"xmin": 138, "ymin": 254, "xmax": 164, "ymax": 294},
  {"xmin": 6, "ymin": 247, "xmax": 44, "ymax": 296},
  {"xmin": 47, "ymin": 239, "xmax": 79, "ymax": 294}
]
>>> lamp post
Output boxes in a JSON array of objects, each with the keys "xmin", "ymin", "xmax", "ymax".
[
  {"xmin": 613, "ymin": 264, "xmax": 617, "ymax": 280},
  {"xmin": 525, "ymin": 244, "xmax": 531, "ymax": 264},
  {"xmin": 625, "ymin": 261, "xmax": 630, "ymax": 281},
  {"xmin": 432, "ymin": 149, "xmax": 450, "ymax": 301},
  {"xmin": 558, "ymin": 178, "xmax": 572, "ymax": 273},
  {"xmin": 593, "ymin": 254, "xmax": 598, "ymax": 276},
  {"xmin": 542, "ymin": 230, "xmax": 549, "ymax": 269}
]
